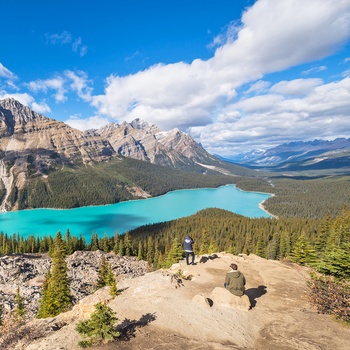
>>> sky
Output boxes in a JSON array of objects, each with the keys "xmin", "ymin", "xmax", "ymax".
[{"xmin": 1, "ymin": 0, "xmax": 350, "ymax": 157}]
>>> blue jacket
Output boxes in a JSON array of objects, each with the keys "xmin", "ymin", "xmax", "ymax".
[{"xmin": 184, "ymin": 236, "xmax": 194, "ymax": 252}]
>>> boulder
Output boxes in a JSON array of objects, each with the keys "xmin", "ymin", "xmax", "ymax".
[
  {"xmin": 192, "ymin": 294, "xmax": 213, "ymax": 307},
  {"xmin": 210, "ymin": 287, "xmax": 251, "ymax": 311}
]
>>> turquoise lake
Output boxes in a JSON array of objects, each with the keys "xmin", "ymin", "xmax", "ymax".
[{"xmin": 0, "ymin": 185, "xmax": 271, "ymax": 239}]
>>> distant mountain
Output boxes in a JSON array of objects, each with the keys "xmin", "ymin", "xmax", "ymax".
[
  {"xmin": 223, "ymin": 139, "xmax": 350, "ymax": 171},
  {"xmin": 0, "ymin": 98, "xmax": 250, "ymax": 211}
]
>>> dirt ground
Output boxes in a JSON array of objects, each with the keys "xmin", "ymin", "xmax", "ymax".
[
  {"xmin": 18, "ymin": 253, "xmax": 350, "ymax": 350},
  {"xmin": 92, "ymin": 253, "xmax": 350, "ymax": 350}
]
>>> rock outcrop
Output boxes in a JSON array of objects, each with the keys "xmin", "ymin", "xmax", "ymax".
[
  {"xmin": 2, "ymin": 252, "xmax": 350, "ymax": 350},
  {"xmin": 0, "ymin": 250, "xmax": 149, "ymax": 318}
]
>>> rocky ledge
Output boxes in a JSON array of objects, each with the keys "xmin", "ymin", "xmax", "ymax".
[{"xmin": 0, "ymin": 250, "xmax": 149, "ymax": 319}]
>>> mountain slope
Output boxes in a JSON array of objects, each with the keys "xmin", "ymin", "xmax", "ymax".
[
  {"xmin": 0, "ymin": 98, "xmax": 252, "ymax": 211},
  {"xmin": 0, "ymin": 98, "xmax": 114, "ymax": 164},
  {"xmin": 5, "ymin": 252, "xmax": 350, "ymax": 350},
  {"xmin": 96, "ymin": 119, "xmax": 221, "ymax": 170},
  {"xmin": 224, "ymin": 138, "xmax": 350, "ymax": 173}
]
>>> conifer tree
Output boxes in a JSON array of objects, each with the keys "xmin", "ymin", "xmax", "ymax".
[
  {"xmin": 123, "ymin": 232, "xmax": 132, "ymax": 256},
  {"xmin": 90, "ymin": 232, "xmax": 99, "ymax": 251},
  {"xmin": 255, "ymin": 234, "xmax": 266, "ymax": 258},
  {"xmin": 118, "ymin": 240, "xmax": 125, "ymax": 256},
  {"xmin": 65, "ymin": 229, "xmax": 73, "ymax": 255},
  {"xmin": 97, "ymin": 256, "xmax": 108, "ymax": 289},
  {"xmin": 199, "ymin": 230, "xmax": 209, "ymax": 254},
  {"xmin": 113, "ymin": 232, "xmax": 119, "ymax": 255},
  {"xmin": 109, "ymin": 277, "xmax": 119, "ymax": 298},
  {"xmin": 162, "ymin": 238, "xmax": 183, "ymax": 268},
  {"xmin": 291, "ymin": 232, "xmax": 316, "ymax": 266},
  {"xmin": 14, "ymin": 286, "xmax": 26, "ymax": 320},
  {"xmin": 267, "ymin": 232, "xmax": 280, "ymax": 260},
  {"xmin": 208, "ymin": 239, "xmax": 219, "ymax": 254},
  {"xmin": 146, "ymin": 236, "xmax": 154, "ymax": 264},
  {"xmin": 76, "ymin": 302, "xmax": 120, "ymax": 347},
  {"xmin": 100, "ymin": 233, "xmax": 110, "ymax": 252},
  {"xmin": 137, "ymin": 241, "xmax": 143, "ymax": 260},
  {"xmin": 37, "ymin": 270, "xmax": 51, "ymax": 318},
  {"xmin": 105, "ymin": 263, "xmax": 115, "ymax": 286},
  {"xmin": 37, "ymin": 232, "xmax": 72, "ymax": 318},
  {"xmin": 314, "ymin": 242, "xmax": 350, "ymax": 279},
  {"xmin": 279, "ymin": 231, "xmax": 291, "ymax": 259}
]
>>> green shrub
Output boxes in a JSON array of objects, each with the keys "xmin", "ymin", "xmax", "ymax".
[{"xmin": 76, "ymin": 302, "xmax": 120, "ymax": 347}]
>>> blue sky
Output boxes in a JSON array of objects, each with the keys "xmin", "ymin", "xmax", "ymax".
[{"xmin": 1, "ymin": 0, "xmax": 350, "ymax": 156}]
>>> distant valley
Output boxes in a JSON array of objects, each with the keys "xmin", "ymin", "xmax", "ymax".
[{"xmin": 220, "ymin": 138, "xmax": 350, "ymax": 173}]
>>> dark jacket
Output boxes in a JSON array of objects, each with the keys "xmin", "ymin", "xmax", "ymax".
[
  {"xmin": 225, "ymin": 270, "xmax": 246, "ymax": 296},
  {"xmin": 184, "ymin": 236, "xmax": 194, "ymax": 252}
]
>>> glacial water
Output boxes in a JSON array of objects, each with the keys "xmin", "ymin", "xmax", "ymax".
[{"xmin": 0, "ymin": 185, "xmax": 271, "ymax": 239}]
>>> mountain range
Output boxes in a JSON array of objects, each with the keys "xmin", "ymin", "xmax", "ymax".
[
  {"xmin": 0, "ymin": 98, "xmax": 248, "ymax": 211},
  {"xmin": 220, "ymin": 138, "xmax": 350, "ymax": 172}
]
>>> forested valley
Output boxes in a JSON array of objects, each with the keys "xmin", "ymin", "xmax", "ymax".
[{"xmin": 1, "ymin": 204, "xmax": 349, "ymax": 322}]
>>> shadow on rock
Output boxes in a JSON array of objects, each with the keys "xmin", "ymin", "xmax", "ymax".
[
  {"xmin": 199, "ymin": 253, "xmax": 219, "ymax": 264},
  {"xmin": 245, "ymin": 285, "xmax": 267, "ymax": 308},
  {"xmin": 117, "ymin": 312, "xmax": 157, "ymax": 341}
]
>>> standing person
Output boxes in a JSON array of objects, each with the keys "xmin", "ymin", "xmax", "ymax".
[
  {"xmin": 184, "ymin": 235, "xmax": 195, "ymax": 265},
  {"xmin": 224, "ymin": 263, "xmax": 246, "ymax": 296}
]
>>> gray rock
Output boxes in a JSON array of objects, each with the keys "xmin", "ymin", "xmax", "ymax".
[{"xmin": 0, "ymin": 250, "xmax": 149, "ymax": 319}]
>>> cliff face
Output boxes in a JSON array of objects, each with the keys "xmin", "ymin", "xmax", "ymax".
[
  {"xmin": 97, "ymin": 119, "xmax": 216, "ymax": 168},
  {"xmin": 0, "ymin": 98, "xmax": 114, "ymax": 163},
  {"xmin": 0, "ymin": 98, "xmax": 216, "ymax": 170}
]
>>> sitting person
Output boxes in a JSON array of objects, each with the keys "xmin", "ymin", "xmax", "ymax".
[{"xmin": 224, "ymin": 263, "xmax": 246, "ymax": 296}]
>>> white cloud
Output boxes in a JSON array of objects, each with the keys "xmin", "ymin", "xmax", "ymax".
[
  {"xmin": 193, "ymin": 76, "xmax": 350, "ymax": 156},
  {"xmin": 244, "ymin": 80, "xmax": 271, "ymax": 95},
  {"xmin": 64, "ymin": 70, "xmax": 92, "ymax": 102},
  {"xmin": 91, "ymin": 0, "xmax": 350, "ymax": 138},
  {"xmin": 72, "ymin": 37, "xmax": 88, "ymax": 57},
  {"xmin": 27, "ymin": 77, "xmax": 67, "ymax": 102},
  {"xmin": 46, "ymin": 31, "xmax": 87, "ymax": 56},
  {"xmin": 301, "ymin": 66, "xmax": 327, "ymax": 75},
  {"xmin": 31, "ymin": 101, "xmax": 51, "ymax": 114},
  {"xmin": 270, "ymin": 78, "xmax": 323, "ymax": 97},
  {"xmin": 46, "ymin": 31, "xmax": 72, "ymax": 45},
  {"xmin": 0, "ymin": 92, "xmax": 51, "ymax": 115},
  {"xmin": 65, "ymin": 115, "xmax": 110, "ymax": 131},
  {"xmin": 0, "ymin": 92, "xmax": 34, "ymax": 106},
  {"xmin": 0, "ymin": 63, "xmax": 17, "ymax": 80}
]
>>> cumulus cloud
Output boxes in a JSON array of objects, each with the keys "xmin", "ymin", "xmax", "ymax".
[
  {"xmin": 244, "ymin": 80, "xmax": 271, "ymax": 95},
  {"xmin": 27, "ymin": 77, "xmax": 67, "ymax": 102},
  {"xmin": 64, "ymin": 70, "xmax": 92, "ymax": 102},
  {"xmin": 0, "ymin": 92, "xmax": 51, "ymax": 114},
  {"xmin": 270, "ymin": 78, "xmax": 323, "ymax": 97},
  {"xmin": 91, "ymin": 0, "xmax": 350, "ymax": 140},
  {"xmin": 26, "ymin": 70, "xmax": 93, "ymax": 104},
  {"xmin": 193, "ymin": 76, "xmax": 350, "ymax": 155},
  {"xmin": 31, "ymin": 101, "xmax": 51, "ymax": 114},
  {"xmin": 65, "ymin": 115, "xmax": 111, "ymax": 131},
  {"xmin": 0, "ymin": 92, "xmax": 34, "ymax": 106}
]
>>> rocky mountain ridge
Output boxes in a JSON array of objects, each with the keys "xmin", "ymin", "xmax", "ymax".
[
  {"xmin": 0, "ymin": 98, "xmax": 226, "ymax": 211},
  {"xmin": 225, "ymin": 138, "xmax": 350, "ymax": 170}
]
